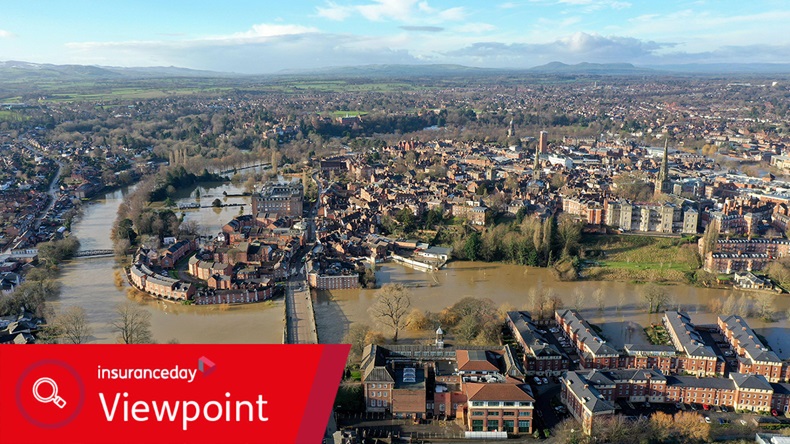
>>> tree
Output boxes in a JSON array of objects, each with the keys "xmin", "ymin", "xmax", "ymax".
[
  {"xmin": 110, "ymin": 302, "xmax": 153, "ymax": 344},
  {"xmin": 557, "ymin": 214, "xmax": 583, "ymax": 258},
  {"xmin": 368, "ymin": 284, "xmax": 411, "ymax": 342},
  {"xmin": 343, "ymin": 323, "xmax": 371, "ymax": 360},
  {"xmin": 755, "ymin": 292, "xmax": 777, "ymax": 321},
  {"xmin": 51, "ymin": 306, "xmax": 93, "ymax": 344},
  {"xmin": 573, "ymin": 288, "xmax": 586, "ymax": 311},
  {"xmin": 455, "ymin": 315, "xmax": 481, "ymax": 344},
  {"xmin": 593, "ymin": 288, "xmax": 605, "ymax": 314},
  {"xmin": 406, "ymin": 308, "xmax": 432, "ymax": 331},
  {"xmin": 700, "ymin": 220, "xmax": 720, "ymax": 258},
  {"xmin": 464, "ymin": 231, "xmax": 482, "ymax": 261},
  {"xmin": 641, "ymin": 283, "xmax": 670, "ymax": 313}
]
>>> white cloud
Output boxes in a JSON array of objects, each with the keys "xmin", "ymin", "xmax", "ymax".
[
  {"xmin": 315, "ymin": 0, "xmax": 465, "ymax": 23},
  {"xmin": 0, "ymin": 30, "xmax": 13, "ymax": 38},
  {"xmin": 453, "ymin": 23, "xmax": 497, "ymax": 34},
  {"xmin": 228, "ymin": 24, "xmax": 318, "ymax": 39}
]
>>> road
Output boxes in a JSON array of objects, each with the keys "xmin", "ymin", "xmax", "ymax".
[
  {"xmin": 283, "ymin": 170, "xmax": 324, "ymax": 344},
  {"xmin": 3, "ymin": 142, "xmax": 63, "ymax": 254},
  {"xmin": 285, "ymin": 276, "xmax": 318, "ymax": 344}
]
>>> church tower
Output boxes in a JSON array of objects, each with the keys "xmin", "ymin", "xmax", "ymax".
[{"xmin": 655, "ymin": 139, "xmax": 671, "ymax": 196}]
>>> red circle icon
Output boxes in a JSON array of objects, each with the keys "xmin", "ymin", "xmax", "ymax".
[{"xmin": 15, "ymin": 360, "xmax": 85, "ymax": 429}]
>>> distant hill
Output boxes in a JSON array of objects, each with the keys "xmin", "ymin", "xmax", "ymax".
[
  {"xmin": 0, "ymin": 61, "xmax": 231, "ymax": 81},
  {"xmin": 527, "ymin": 61, "xmax": 656, "ymax": 75},
  {"xmin": 644, "ymin": 63, "xmax": 790, "ymax": 74},
  {"xmin": 275, "ymin": 64, "xmax": 504, "ymax": 77}
]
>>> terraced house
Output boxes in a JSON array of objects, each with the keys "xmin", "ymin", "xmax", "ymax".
[{"xmin": 562, "ymin": 369, "xmax": 790, "ymax": 435}]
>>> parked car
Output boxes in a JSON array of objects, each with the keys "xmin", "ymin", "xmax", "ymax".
[
  {"xmin": 533, "ymin": 377, "xmax": 542, "ymax": 385},
  {"xmin": 542, "ymin": 377, "xmax": 549, "ymax": 385},
  {"xmin": 702, "ymin": 404, "xmax": 711, "ymax": 411},
  {"xmin": 704, "ymin": 417, "xmax": 711, "ymax": 424},
  {"xmin": 718, "ymin": 418, "xmax": 727, "ymax": 425},
  {"xmin": 739, "ymin": 419, "xmax": 747, "ymax": 426},
  {"xmin": 720, "ymin": 406, "xmax": 728, "ymax": 412}
]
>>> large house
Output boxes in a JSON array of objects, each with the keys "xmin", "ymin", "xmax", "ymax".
[{"xmin": 360, "ymin": 343, "xmax": 534, "ymax": 436}]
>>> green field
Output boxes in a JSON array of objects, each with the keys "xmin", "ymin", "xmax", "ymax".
[
  {"xmin": 330, "ymin": 110, "xmax": 368, "ymax": 118},
  {"xmin": 582, "ymin": 235, "xmax": 701, "ymax": 283},
  {"xmin": 0, "ymin": 110, "xmax": 27, "ymax": 121}
]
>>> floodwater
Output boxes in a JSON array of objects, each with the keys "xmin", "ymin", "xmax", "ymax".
[
  {"xmin": 315, "ymin": 262, "xmax": 790, "ymax": 359},
  {"xmin": 56, "ymin": 181, "xmax": 790, "ymax": 355},
  {"xmin": 55, "ymin": 185, "xmax": 286, "ymax": 344}
]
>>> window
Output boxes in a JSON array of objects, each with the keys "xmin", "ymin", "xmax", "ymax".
[
  {"xmin": 503, "ymin": 411, "xmax": 515, "ymax": 416},
  {"xmin": 503, "ymin": 420, "xmax": 515, "ymax": 433},
  {"xmin": 519, "ymin": 402, "xmax": 532, "ymax": 407},
  {"xmin": 472, "ymin": 420, "xmax": 483, "ymax": 431},
  {"xmin": 504, "ymin": 402, "xmax": 515, "ymax": 407},
  {"xmin": 520, "ymin": 411, "xmax": 531, "ymax": 416},
  {"xmin": 487, "ymin": 401, "xmax": 502, "ymax": 407},
  {"xmin": 471, "ymin": 411, "xmax": 484, "ymax": 416},
  {"xmin": 439, "ymin": 404, "xmax": 445, "ymax": 412},
  {"xmin": 472, "ymin": 401, "xmax": 484, "ymax": 407},
  {"xmin": 383, "ymin": 392, "xmax": 387, "ymax": 397},
  {"xmin": 518, "ymin": 420, "xmax": 530, "ymax": 430},
  {"xmin": 486, "ymin": 420, "xmax": 499, "ymax": 431}
]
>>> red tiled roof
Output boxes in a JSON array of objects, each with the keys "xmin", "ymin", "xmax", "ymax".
[{"xmin": 465, "ymin": 383, "xmax": 534, "ymax": 402}]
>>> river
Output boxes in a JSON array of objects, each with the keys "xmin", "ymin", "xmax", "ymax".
[
  {"xmin": 314, "ymin": 262, "xmax": 790, "ymax": 359},
  {"xmin": 56, "ymin": 183, "xmax": 790, "ymax": 357},
  {"xmin": 55, "ymin": 185, "xmax": 286, "ymax": 344}
]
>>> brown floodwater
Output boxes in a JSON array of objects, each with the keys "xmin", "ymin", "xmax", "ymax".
[
  {"xmin": 57, "ymin": 183, "xmax": 790, "ymax": 356},
  {"xmin": 315, "ymin": 262, "xmax": 790, "ymax": 359},
  {"xmin": 55, "ymin": 185, "xmax": 286, "ymax": 344}
]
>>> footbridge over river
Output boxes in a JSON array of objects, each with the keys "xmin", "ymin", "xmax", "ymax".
[{"xmin": 73, "ymin": 249, "xmax": 115, "ymax": 259}]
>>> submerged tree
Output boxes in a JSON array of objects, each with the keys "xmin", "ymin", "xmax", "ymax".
[{"xmin": 368, "ymin": 284, "xmax": 411, "ymax": 342}]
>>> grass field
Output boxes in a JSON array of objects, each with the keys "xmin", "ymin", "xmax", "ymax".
[
  {"xmin": 0, "ymin": 110, "xmax": 27, "ymax": 121},
  {"xmin": 582, "ymin": 235, "xmax": 701, "ymax": 283}
]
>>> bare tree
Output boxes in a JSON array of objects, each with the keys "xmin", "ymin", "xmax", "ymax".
[
  {"xmin": 641, "ymin": 283, "xmax": 670, "ymax": 314},
  {"xmin": 721, "ymin": 293, "xmax": 737, "ymax": 316},
  {"xmin": 593, "ymin": 288, "xmax": 606, "ymax": 314},
  {"xmin": 755, "ymin": 293, "xmax": 777, "ymax": 322},
  {"xmin": 528, "ymin": 288, "xmax": 546, "ymax": 319},
  {"xmin": 735, "ymin": 295, "xmax": 752, "ymax": 317},
  {"xmin": 110, "ymin": 302, "xmax": 153, "ymax": 344},
  {"xmin": 573, "ymin": 288, "xmax": 586, "ymax": 311},
  {"xmin": 368, "ymin": 284, "xmax": 411, "ymax": 342},
  {"xmin": 52, "ymin": 306, "xmax": 93, "ymax": 344}
]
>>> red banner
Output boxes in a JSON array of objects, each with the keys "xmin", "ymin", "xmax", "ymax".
[{"xmin": 0, "ymin": 344, "xmax": 349, "ymax": 444}]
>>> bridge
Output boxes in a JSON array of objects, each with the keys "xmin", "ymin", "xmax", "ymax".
[
  {"xmin": 73, "ymin": 249, "xmax": 115, "ymax": 259},
  {"xmin": 283, "ymin": 279, "xmax": 318, "ymax": 344}
]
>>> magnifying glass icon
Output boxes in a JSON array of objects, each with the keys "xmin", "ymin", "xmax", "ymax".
[{"xmin": 32, "ymin": 377, "xmax": 67, "ymax": 408}]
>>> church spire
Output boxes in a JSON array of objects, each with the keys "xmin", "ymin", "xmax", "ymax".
[
  {"xmin": 655, "ymin": 138, "xmax": 670, "ymax": 196},
  {"xmin": 533, "ymin": 143, "xmax": 541, "ymax": 180}
]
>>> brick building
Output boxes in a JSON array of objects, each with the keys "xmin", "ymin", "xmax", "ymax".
[
  {"xmin": 562, "ymin": 368, "xmax": 790, "ymax": 435},
  {"xmin": 556, "ymin": 309, "xmax": 620, "ymax": 368},
  {"xmin": 251, "ymin": 182, "xmax": 303, "ymax": 219},
  {"xmin": 663, "ymin": 311, "xmax": 724, "ymax": 377},
  {"xmin": 718, "ymin": 315, "xmax": 789, "ymax": 382},
  {"xmin": 506, "ymin": 311, "xmax": 568, "ymax": 375}
]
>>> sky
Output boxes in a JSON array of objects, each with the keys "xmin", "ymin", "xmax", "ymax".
[{"xmin": 0, "ymin": 0, "xmax": 789, "ymax": 73}]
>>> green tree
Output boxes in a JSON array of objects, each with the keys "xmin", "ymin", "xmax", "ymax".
[{"xmin": 464, "ymin": 231, "xmax": 482, "ymax": 261}]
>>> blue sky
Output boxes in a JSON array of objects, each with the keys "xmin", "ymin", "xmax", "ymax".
[{"xmin": 0, "ymin": 0, "xmax": 788, "ymax": 73}]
